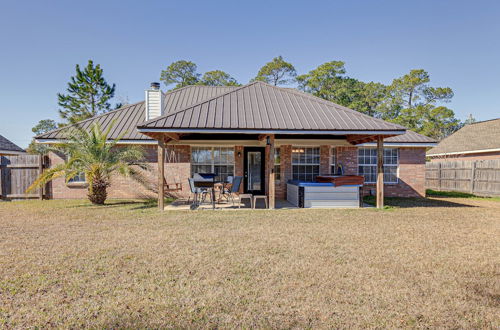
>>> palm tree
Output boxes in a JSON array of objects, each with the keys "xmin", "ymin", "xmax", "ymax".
[{"xmin": 28, "ymin": 123, "xmax": 147, "ymax": 205}]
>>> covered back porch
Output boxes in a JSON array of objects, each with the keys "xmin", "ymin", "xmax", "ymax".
[{"xmin": 141, "ymin": 131, "xmax": 393, "ymax": 210}]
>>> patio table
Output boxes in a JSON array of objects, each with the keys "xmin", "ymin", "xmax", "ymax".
[{"xmin": 193, "ymin": 180, "xmax": 220, "ymax": 209}]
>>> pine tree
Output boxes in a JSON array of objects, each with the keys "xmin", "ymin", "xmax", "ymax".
[{"xmin": 58, "ymin": 60, "xmax": 116, "ymax": 124}]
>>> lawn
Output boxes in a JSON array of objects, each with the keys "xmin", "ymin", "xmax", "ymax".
[{"xmin": 0, "ymin": 197, "xmax": 499, "ymax": 328}]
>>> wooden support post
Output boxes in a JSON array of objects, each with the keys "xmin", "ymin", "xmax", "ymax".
[
  {"xmin": 376, "ymin": 136, "xmax": 384, "ymax": 209},
  {"xmin": 268, "ymin": 134, "xmax": 275, "ymax": 209},
  {"xmin": 38, "ymin": 154, "xmax": 43, "ymax": 200},
  {"xmin": 158, "ymin": 138, "xmax": 165, "ymax": 211}
]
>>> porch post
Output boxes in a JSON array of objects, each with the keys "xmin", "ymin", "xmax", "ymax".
[
  {"xmin": 376, "ymin": 135, "xmax": 384, "ymax": 209},
  {"xmin": 158, "ymin": 137, "xmax": 165, "ymax": 210},
  {"xmin": 267, "ymin": 134, "xmax": 275, "ymax": 209}
]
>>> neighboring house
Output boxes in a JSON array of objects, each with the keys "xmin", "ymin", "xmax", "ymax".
[
  {"xmin": 0, "ymin": 134, "xmax": 25, "ymax": 155},
  {"xmin": 36, "ymin": 81, "xmax": 436, "ymax": 205},
  {"xmin": 427, "ymin": 118, "xmax": 500, "ymax": 161}
]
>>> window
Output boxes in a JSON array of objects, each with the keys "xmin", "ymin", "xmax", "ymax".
[
  {"xmin": 358, "ymin": 148, "xmax": 399, "ymax": 184},
  {"xmin": 292, "ymin": 147, "xmax": 320, "ymax": 182},
  {"xmin": 330, "ymin": 148, "xmax": 337, "ymax": 174},
  {"xmin": 191, "ymin": 147, "xmax": 234, "ymax": 181},
  {"xmin": 68, "ymin": 172, "xmax": 86, "ymax": 183},
  {"xmin": 274, "ymin": 148, "xmax": 281, "ymax": 182}
]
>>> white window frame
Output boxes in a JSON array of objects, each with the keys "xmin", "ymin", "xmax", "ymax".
[
  {"xmin": 191, "ymin": 146, "xmax": 235, "ymax": 180},
  {"xmin": 68, "ymin": 172, "xmax": 86, "ymax": 183},
  {"xmin": 291, "ymin": 147, "xmax": 320, "ymax": 182},
  {"xmin": 274, "ymin": 147, "xmax": 281, "ymax": 183},
  {"xmin": 358, "ymin": 148, "xmax": 399, "ymax": 184},
  {"xmin": 64, "ymin": 153, "xmax": 86, "ymax": 184},
  {"xmin": 330, "ymin": 147, "xmax": 337, "ymax": 175}
]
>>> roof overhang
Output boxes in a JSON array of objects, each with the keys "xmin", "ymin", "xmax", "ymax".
[
  {"xmin": 35, "ymin": 139, "xmax": 157, "ymax": 145},
  {"xmin": 137, "ymin": 128, "xmax": 406, "ymax": 135},
  {"xmin": 359, "ymin": 142, "xmax": 437, "ymax": 148},
  {"xmin": 428, "ymin": 147, "xmax": 500, "ymax": 157},
  {"xmin": 0, "ymin": 149, "xmax": 26, "ymax": 155}
]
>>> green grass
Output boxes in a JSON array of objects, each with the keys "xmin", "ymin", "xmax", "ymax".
[{"xmin": 426, "ymin": 189, "xmax": 500, "ymax": 201}]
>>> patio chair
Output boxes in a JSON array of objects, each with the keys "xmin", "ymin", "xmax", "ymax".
[
  {"xmin": 221, "ymin": 176, "xmax": 243, "ymax": 206},
  {"xmin": 187, "ymin": 178, "xmax": 209, "ymax": 205}
]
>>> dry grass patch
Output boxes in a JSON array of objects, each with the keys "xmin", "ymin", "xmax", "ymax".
[{"xmin": 0, "ymin": 198, "xmax": 499, "ymax": 328}]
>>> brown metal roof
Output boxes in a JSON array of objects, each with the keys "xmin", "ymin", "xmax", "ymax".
[
  {"xmin": 427, "ymin": 118, "xmax": 500, "ymax": 156},
  {"xmin": 0, "ymin": 134, "xmax": 25, "ymax": 153},
  {"xmin": 36, "ymin": 82, "xmax": 438, "ymax": 144},
  {"xmin": 385, "ymin": 130, "xmax": 436, "ymax": 143},
  {"xmin": 36, "ymin": 85, "xmax": 237, "ymax": 141},
  {"xmin": 138, "ymin": 81, "xmax": 406, "ymax": 132}
]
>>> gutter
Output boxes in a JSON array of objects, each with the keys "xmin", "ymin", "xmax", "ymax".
[
  {"xmin": 136, "ymin": 128, "xmax": 407, "ymax": 135},
  {"xmin": 358, "ymin": 142, "xmax": 437, "ymax": 147},
  {"xmin": 35, "ymin": 139, "xmax": 158, "ymax": 145},
  {"xmin": 428, "ymin": 147, "xmax": 500, "ymax": 157},
  {"xmin": 0, "ymin": 149, "xmax": 26, "ymax": 155}
]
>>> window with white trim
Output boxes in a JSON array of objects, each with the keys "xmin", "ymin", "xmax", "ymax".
[
  {"xmin": 358, "ymin": 148, "xmax": 399, "ymax": 184},
  {"xmin": 191, "ymin": 147, "xmax": 234, "ymax": 181},
  {"xmin": 274, "ymin": 148, "xmax": 281, "ymax": 182},
  {"xmin": 65, "ymin": 153, "xmax": 86, "ymax": 183},
  {"xmin": 292, "ymin": 147, "xmax": 320, "ymax": 182},
  {"xmin": 68, "ymin": 172, "xmax": 86, "ymax": 183},
  {"xmin": 330, "ymin": 147, "xmax": 337, "ymax": 174}
]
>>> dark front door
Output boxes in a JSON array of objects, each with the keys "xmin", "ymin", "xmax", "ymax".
[{"xmin": 243, "ymin": 147, "xmax": 265, "ymax": 195}]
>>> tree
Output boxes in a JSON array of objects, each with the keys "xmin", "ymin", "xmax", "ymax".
[
  {"xmin": 384, "ymin": 69, "xmax": 460, "ymax": 139},
  {"xmin": 254, "ymin": 56, "xmax": 297, "ymax": 86},
  {"xmin": 349, "ymin": 82, "xmax": 388, "ymax": 117},
  {"xmin": 199, "ymin": 70, "xmax": 240, "ymax": 86},
  {"xmin": 27, "ymin": 123, "xmax": 147, "ymax": 205},
  {"xmin": 419, "ymin": 106, "xmax": 462, "ymax": 140},
  {"xmin": 463, "ymin": 114, "xmax": 476, "ymax": 125},
  {"xmin": 160, "ymin": 60, "xmax": 200, "ymax": 89},
  {"xmin": 58, "ymin": 60, "xmax": 116, "ymax": 124},
  {"xmin": 27, "ymin": 119, "xmax": 58, "ymax": 154},
  {"xmin": 297, "ymin": 61, "xmax": 347, "ymax": 101}
]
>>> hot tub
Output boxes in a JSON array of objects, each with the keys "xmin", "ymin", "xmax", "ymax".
[{"xmin": 286, "ymin": 180, "xmax": 361, "ymax": 208}]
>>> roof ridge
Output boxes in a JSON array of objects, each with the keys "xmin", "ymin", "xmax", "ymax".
[
  {"xmin": 139, "ymin": 81, "xmax": 260, "ymax": 126},
  {"xmin": 467, "ymin": 117, "xmax": 500, "ymax": 125}
]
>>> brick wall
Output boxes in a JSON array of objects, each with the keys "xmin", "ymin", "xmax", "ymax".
[
  {"xmin": 336, "ymin": 146, "xmax": 358, "ymax": 175},
  {"xmin": 48, "ymin": 145, "xmax": 192, "ymax": 199},
  {"xmin": 47, "ymin": 143, "xmax": 427, "ymax": 200},
  {"xmin": 361, "ymin": 147, "xmax": 426, "ymax": 198},
  {"xmin": 319, "ymin": 145, "xmax": 331, "ymax": 175}
]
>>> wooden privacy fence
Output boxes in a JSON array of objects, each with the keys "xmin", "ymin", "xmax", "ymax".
[
  {"xmin": 426, "ymin": 159, "xmax": 500, "ymax": 196},
  {"xmin": 0, "ymin": 154, "xmax": 47, "ymax": 200}
]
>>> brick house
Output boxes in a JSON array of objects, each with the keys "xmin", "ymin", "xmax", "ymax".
[
  {"xmin": 36, "ymin": 81, "xmax": 436, "ymax": 207},
  {"xmin": 427, "ymin": 118, "xmax": 500, "ymax": 161}
]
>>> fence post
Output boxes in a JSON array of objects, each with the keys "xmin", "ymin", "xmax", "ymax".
[
  {"xmin": 0, "ymin": 157, "xmax": 3, "ymax": 199},
  {"xmin": 38, "ymin": 154, "xmax": 44, "ymax": 200},
  {"xmin": 438, "ymin": 162, "xmax": 442, "ymax": 191},
  {"xmin": 470, "ymin": 161, "xmax": 476, "ymax": 194}
]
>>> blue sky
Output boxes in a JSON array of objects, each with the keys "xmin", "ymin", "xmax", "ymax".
[{"xmin": 1, "ymin": 0, "xmax": 499, "ymax": 147}]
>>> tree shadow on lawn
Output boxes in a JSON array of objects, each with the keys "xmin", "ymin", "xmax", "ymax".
[
  {"xmin": 65, "ymin": 198, "xmax": 175, "ymax": 210},
  {"xmin": 363, "ymin": 196, "xmax": 476, "ymax": 208}
]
